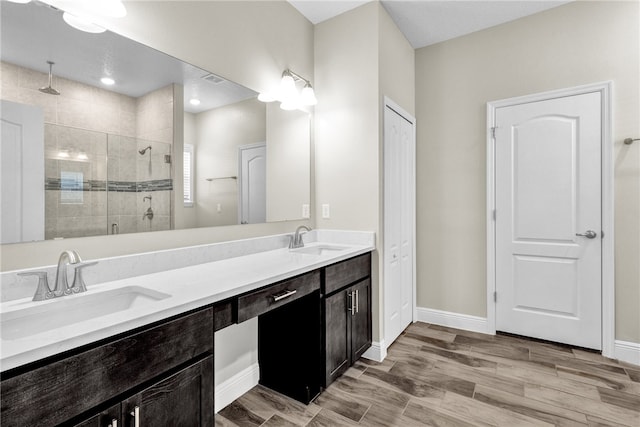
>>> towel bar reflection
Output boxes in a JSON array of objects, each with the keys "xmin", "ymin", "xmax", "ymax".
[
  {"xmin": 624, "ymin": 138, "xmax": 639, "ymax": 145},
  {"xmin": 205, "ymin": 176, "xmax": 237, "ymax": 181}
]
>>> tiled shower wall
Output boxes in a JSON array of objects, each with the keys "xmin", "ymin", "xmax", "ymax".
[{"xmin": 0, "ymin": 61, "xmax": 173, "ymax": 239}]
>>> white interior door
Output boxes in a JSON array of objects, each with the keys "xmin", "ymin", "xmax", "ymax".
[
  {"xmin": 495, "ymin": 92, "xmax": 602, "ymax": 350},
  {"xmin": 1, "ymin": 100, "xmax": 45, "ymax": 244},
  {"xmin": 384, "ymin": 103, "xmax": 415, "ymax": 347},
  {"xmin": 238, "ymin": 143, "xmax": 266, "ymax": 224}
]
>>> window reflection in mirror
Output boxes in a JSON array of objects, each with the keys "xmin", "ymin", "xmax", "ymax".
[{"xmin": 0, "ymin": 0, "xmax": 311, "ymax": 243}]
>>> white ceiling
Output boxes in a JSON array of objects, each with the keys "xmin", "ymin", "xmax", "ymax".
[{"xmin": 288, "ymin": 0, "xmax": 572, "ymax": 48}]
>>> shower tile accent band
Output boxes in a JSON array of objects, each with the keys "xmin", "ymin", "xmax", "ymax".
[{"xmin": 45, "ymin": 178, "xmax": 173, "ymax": 192}]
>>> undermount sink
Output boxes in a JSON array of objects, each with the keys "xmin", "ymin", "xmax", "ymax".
[
  {"xmin": 1, "ymin": 286, "xmax": 171, "ymax": 341},
  {"xmin": 290, "ymin": 244, "xmax": 348, "ymax": 256}
]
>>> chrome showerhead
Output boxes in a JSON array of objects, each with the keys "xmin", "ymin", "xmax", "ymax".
[
  {"xmin": 39, "ymin": 61, "xmax": 60, "ymax": 96},
  {"xmin": 138, "ymin": 145, "xmax": 152, "ymax": 155}
]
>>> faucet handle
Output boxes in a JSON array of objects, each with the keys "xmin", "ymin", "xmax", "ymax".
[
  {"xmin": 70, "ymin": 261, "xmax": 98, "ymax": 293},
  {"xmin": 18, "ymin": 271, "xmax": 53, "ymax": 301}
]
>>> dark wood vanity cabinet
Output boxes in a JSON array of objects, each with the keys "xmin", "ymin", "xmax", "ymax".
[
  {"xmin": 1, "ymin": 251, "xmax": 373, "ymax": 425},
  {"xmin": 73, "ymin": 356, "xmax": 213, "ymax": 427},
  {"xmin": 322, "ymin": 253, "xmax": 372, "ymax": 388},
  {"xmin": 1, "ymin": 308, "xmax": 214, "ymax": 427}
]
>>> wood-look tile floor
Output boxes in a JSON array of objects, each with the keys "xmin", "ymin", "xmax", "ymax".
[{"xmin": 216, "ymin": 323, "xmax": 640, "ymax": 426}]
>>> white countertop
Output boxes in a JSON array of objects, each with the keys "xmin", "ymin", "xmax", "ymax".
[{"xmin": 0, "ymin": 240, "xmax": 373, "ymax": 372}]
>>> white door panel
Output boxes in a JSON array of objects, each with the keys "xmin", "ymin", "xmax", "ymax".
[
  {"xmin": 238, "ymin": 143, "xmax": 266, "ymax": 225},
  {"xmin": 384, "ymin": 104, "xmax": 415, "ymax": 347},
  {"xmin": 1, "ymin": 100, "xmax": 45, "ymax": 244},
  {"xmin": 495, "ymin": 92, "xmax": 602, "ymax": 350}
]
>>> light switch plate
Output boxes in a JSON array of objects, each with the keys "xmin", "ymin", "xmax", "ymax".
[
  {"xmin": 302, "ymin": 204, "xmax": 310, "ymax": 218},
  {"xmin": 322, "ymin": 204, "xmax": 330, "ymax": 219}
]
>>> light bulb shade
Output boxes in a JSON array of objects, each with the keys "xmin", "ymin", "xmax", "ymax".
[
  {"xmin": 63, "ymin": 12, "xmax": 106, "ymax": 33},
  {"xmin": 45, "ymin": 0, "xmax": 127, "ymax": 18},
  {"xmin": 258, "ymin": 92, "xmax": 275, "ymax": 102},
  {"xmin": 300, "ymin": 84, "xmax": 317, "ymax": 106},
  {"xmin": 280, "ymin": 99, "xmax": 299, "ymax": 111},
  {"xmin": 279, "ymin": 73, "xmax": 298, "ymax": 103}
]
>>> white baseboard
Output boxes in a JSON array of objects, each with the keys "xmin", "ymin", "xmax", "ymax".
[
  {"xmin": 362, "ymin": 340, "xmax": 386, "ymax": 362},
  {"xmin": 614, "ymin": 340, "xmax": 640, "ymax": 366},
  {"xmin": 416, "ymin": 307, "xmax": 489, "ymax": 335},
  {"xmin": 215, "ymin": 363, "xmax": 260, "ymax": 413}
]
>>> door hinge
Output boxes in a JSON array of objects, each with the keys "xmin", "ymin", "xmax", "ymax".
[
  {"xmin": 491, "ymin": 127, "xmax": 497, "ymax": 139},
  {"xmin": 493, "ymin": 291, "xmax": 497, "ymax": 303},
  {"xmin": 492, "ymin": 209, "xmax": 496, "ymax": 221}
]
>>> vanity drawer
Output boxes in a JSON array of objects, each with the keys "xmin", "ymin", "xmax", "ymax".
[
  {"xmin": 324, "ymin": 252, "xmax": 371, "ymax": 295},
  {"xmin": 0, "ymin": 307, "xmax": 213, "ymax": 427},
  {"xmin": 214, "ymin": 299, "xmax": 235, "ymax": 331},
  {"xmin": 237, "ymin": 271, "xmax": 320, "ymax": 322}
]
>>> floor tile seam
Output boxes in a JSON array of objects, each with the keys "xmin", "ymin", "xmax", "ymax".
[
  {"xmin": 326, "ymin": 377, "xmax": 390, "ymax": 414},
  {"xmin": 520, "ymin": 379, "xmax": 607, "ymax": 404},
  {"xmin": 362, "ymin": 359, "xmax": 476, "ymax": 400},
  {"xmin": 533, "ymin": 354, "xmax": 632, "ymax": 375},
  {"xmin": 271, "ymin": 411, "xmax": 311, "ymax": 427},
  {"xmin": 318, "ymin": 385, "xmax": 374, "ymax": 423},
  {"xmin": 523, "ymin": 384, "xmax": 640, "ymax": 423},
  {"xmin": 405, "ymin": 395, "xmax": 484, "ymax": 427},
  {"xmin": 555, "ymin": 365, "xmax": 634, "ymax": 385},
  {"xmin": 596, "ymin": 384, "xmax": 640, "ymax": 403},
  {"xmin": 496, "ymin": 368, "xmax": 611, "ymax": 400},
  {"xmin": 472, "ymin": 385, "xmax": 590, "ymax": 425}
]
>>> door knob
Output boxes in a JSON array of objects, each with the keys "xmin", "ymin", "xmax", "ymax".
[{"xmin": 576, "ymin": 230, "xmax": 597, "ymax": 239}]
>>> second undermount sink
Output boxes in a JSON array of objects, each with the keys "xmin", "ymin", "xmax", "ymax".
[
  {"xmin": 1, "ymin": 286, "xmax": 171, "ymax": 341},
  {"xmin": 290, "ymin": 244, "xmax": 348, "ymax": 256}
]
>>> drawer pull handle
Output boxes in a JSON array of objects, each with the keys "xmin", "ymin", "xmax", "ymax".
[
  {"xmin": 355, "ymin": 289, "xmax": 359, "ymax": 314},
  {"xmin": 108, "ymin": 419, "xmax": 118, "ymax": 427},
  {"xmin": 272, "ymin": 289, "xmax": 297, "ymax": 302},
  {"xmin": 130, "ymin": 406, "xmax": 140, "ymax": 427}
]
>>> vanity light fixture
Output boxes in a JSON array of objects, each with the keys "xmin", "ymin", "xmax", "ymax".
[
  {"xmin": 76, "ymin": 153, "xmax": 88, "ymax": 160},
  {"xmin": 57, "ymin": 150, "xmax": 70, "ymax": 158},
  {"xmin": 258, "ymin": 69, "xmax": 317, "ymax": 110},
  {"xmin": 100, "ymin": 76, "xmax": 115, "ymax": 86},
  {"xmin": 63, "ymin": 11, "xmax": 106, "ymax": 33}
]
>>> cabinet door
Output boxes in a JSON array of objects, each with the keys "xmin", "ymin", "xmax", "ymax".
[
  {"xmin": 350, "ymin": 278, "xmax": 372, "ymax": 363},
  {"xmin": 73, "ymin": 404, "xmax": 120, "ymax": 427},
  {"xmin": 122, "ymin": 356, "xmax": 214, "ymax": 427},
  {"xmin": 323, "ymin": 289, "xmax": 350, "ymax": 387}
]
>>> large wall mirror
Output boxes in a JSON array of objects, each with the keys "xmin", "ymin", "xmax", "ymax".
[{"xmin": 0, "ymin": 1, "xmax": 311, "ymax": 244}]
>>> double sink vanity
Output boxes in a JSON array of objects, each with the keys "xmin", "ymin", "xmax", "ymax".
[{"xmin": 0, "ymin": 230, "xmax": 374, "ymax": 426}]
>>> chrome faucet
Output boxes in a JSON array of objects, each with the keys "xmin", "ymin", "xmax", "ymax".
[
  {"xmin": 53, "ymin": 250, "xmax": 82, "ymax": 297},
  {"xmin": 289, "ymin": 225, "xmax": 311, "ymax": 249},
  {"xmin": 17, "ymin": 250, "xmax": 97, "ymax": 301}
]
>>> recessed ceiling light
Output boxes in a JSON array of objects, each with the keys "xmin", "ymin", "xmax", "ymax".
[
  {"xmin": 101, "ymin": 77, "xmax": 115, "ymax": 86},
  {"xmin": 189, "ymin": 98, "xmax": 201, "ymax": 106}
]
